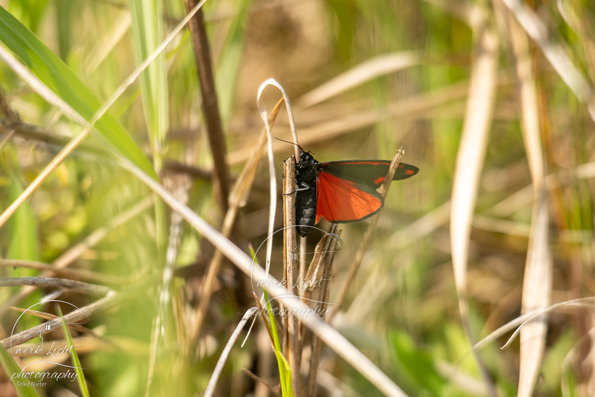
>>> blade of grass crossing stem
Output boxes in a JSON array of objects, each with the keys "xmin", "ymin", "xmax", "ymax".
[
  {"xmin": 57, "ymin": 307, "xmax": 90, "ymax": 397},
  {"xmin": 129, "ymin": 0, "xmax": 169, "ymax": 171},
  {"xmin": 508, "ymin": 13, "xmax": 552, "ymax": 397},
  {"xmin": 249, "ymin": 245, "xmax": 293, "ymax": 397},
  {"xmin": 0, "ymin": 5, "xmax": 157, "ymax": 178},
  {"xmin": 450, "ymin": 12, "xmax": 499, "ymax": 397},
  {"xmin": 215, "ymin": 0, "xmax": 252, "ymax": 126},
  {"xmin": 0, "ymin": 344, "xmax": 40, "ymax": 397}
]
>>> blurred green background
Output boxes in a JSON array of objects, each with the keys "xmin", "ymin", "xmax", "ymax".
[{"xmin": 1, "ymin": 0, "xmax": 595, "ymax": 396}]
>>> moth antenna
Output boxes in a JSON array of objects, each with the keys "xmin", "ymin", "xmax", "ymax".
[{"xmin": 275, "ymin": 137, "xmax": 304, "ymax": 153}]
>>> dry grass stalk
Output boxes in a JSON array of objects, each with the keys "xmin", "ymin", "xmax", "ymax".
[
  {"xmin": 449, "ymin": 6, "xmax": 499, "ymax": 396},
  {"xmin": 204, "ymin": 308, "xmax": 259, "ymax": 397},
  {"xmin": 307, "ymin": 224, "xmax": 340, "ymax": 397},
  {"xmin": 0, "ymin": 260, "xmax": 127, "ymax": 285},
  {"xmin": 507, "ymin": 11, "xmax": 552, "ymax": 397},
  {"xmin": 282, "ymin": 155, "xmax": 300, "ymax": 395},
  {"xmin": 295, "ymin": 52, "xmax": 422, "ymax": 109},
  {"xmin": 243, "ymin": 368, "xmax": 281, "ymax": 397},
  {"xmin": 0, "ymin": 277, "xmax": 111, "ymax": 296}
]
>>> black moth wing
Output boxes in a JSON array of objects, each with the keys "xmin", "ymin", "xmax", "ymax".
[{"xmin": 317, "ymin": 160, "xmax": 419, "ymax": 189}]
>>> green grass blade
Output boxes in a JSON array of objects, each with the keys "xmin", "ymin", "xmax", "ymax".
[
  {"xmin": 0, "ymin": 344, "xmax": 40, "ymax": 397},
  {"xmin": 249, "ymin": 244, "xmax": 292, "ymax": 397},
  {"xmin": 215, "ymin": 0, "xmax": 253, "ymax": 126},
  {"xmin": 8, "ymin": 173, "xmax": 40, "ymax": 263},
  {"xmin": 0, "ymin": 5, "xmax": 157, "ymax": 179},
  {"xmin": 129, "ymin": 0, "xmax": 169, "ymax": 168},
  {"xmin": 57, "ymin": 307, "xmax": 90, "ymax": 397}
]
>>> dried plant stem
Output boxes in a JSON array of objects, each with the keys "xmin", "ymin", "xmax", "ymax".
[
  {"xmin": 184, "ymin": 0, "xmax": 231, "ymax": 212},
  {"xmin": 327, "ymin": 147, "xmax": 404, "ymax": 322},
  {"xmin": 1, "ymin": 280, "xmax": 157, "ymax": 348},
  {"xmin": 204, "ymin": 308, "xmax": 259, "ymax": 397},
  {"xmin": 0, "ymin": 277, "xmax": 111, "ymax": 295},
  {"xmin": 450, "ymin": 6, "xmax": 499, "ymax": 396},
  {"xmin": 282, "ymin": 155, "xmax": 300, "ymax": 395},
  {"xmin": 0, "ymin": 260, "xmax": 127, "ymax": 285},
  {"xmin": 243, "ymin": 367, "xmax": 281, "ymax": 397},
  {"xmin": 508, "ymin": 11, "xmax": 552, "ymax": 397},
  {"xmin": 307, "ymin": 225, "xmax": 340, "ymax": 397}
]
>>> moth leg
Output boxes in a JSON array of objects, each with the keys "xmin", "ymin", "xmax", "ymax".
[{"xmin": 284, "ymin": 182, "xmax": 313, "ymax": 195}]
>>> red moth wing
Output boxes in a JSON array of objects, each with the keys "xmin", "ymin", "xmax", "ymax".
[
  {"xmin": 319, "ymin": 160, "xmax": 419, "ymax": 188},
  {"xmin": 315, "ymin": 172, "xmax": 383, "ymax": 223}
]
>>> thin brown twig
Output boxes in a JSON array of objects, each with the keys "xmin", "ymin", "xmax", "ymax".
[
  {"xmin": 0, "ymin": 277, "xmax": 111, "ymax": 295},
  {"xmin": 242, "ymin": 368, "xmax": 281, "ymax": 397},
  {"xmin": 1, "ymin": 278, "xmax": 157, "ymax": 348},
  {"xmin": 184, "ymin": 0, "xmax": 231, "ymax": 212},
  {"xmin": 6, "ymin": 306, "xmax": 92, "ymax": 335},
  {"xmin": 0, "ymin": 259, "xmax": 129, "ymax": 285}
]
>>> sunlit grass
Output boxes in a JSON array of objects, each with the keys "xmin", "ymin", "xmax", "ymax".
[{"xmin": 0, "ymin": 0, "xmax": 594, "ymax": 396}]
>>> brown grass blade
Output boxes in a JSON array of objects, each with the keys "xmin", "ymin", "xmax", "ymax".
[
  {"xmin": 450, "ymin": 13, "xmax": 499, "ymax": 397},
  {"xmin": 295, "ymin": 52, "xmax": 422, "ymax": 109},
  {"xmin": 507, "ymin": 12, "xmax": 552, "ymax": 397}
]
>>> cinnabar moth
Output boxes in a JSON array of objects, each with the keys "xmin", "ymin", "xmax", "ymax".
[{"xmin": 293, "ymin": 147, "xmax": 419, "ymax": 237}]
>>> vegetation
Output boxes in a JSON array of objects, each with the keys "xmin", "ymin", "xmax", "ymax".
[{"xmin": 0, "ymin": 0, "xmax": 594, "ymax": 396}]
